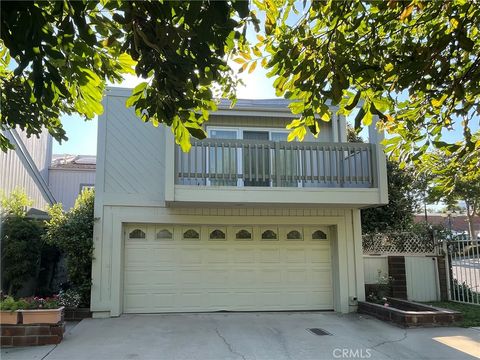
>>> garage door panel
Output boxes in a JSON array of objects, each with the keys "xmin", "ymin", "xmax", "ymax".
[
  {"xmin": 206, "ymin": 248, "xmax": 230, "ymax": 263},
  {"xmin": 179, "ymin": 248, "xmax": 203, "ymax": 264},
  {"xmin": 285, "ymin": 249, "xmax": 307, "ymax": 263},
  {"xmin": 309, "ymin": 248, "xmax": 331, "ymax": 263},
  {"xmin": 233, "ymin": 248, "xmax": 256, "ymax": 263},
  {"xmin": 259, "ymin": 248, "xmax": 281, "ymax": 262},
  {"xmin": 124, "ymin": 224, "xmax": 334, "ymax": 313},
  {"xmin": 231, "ymin": 269, "xmax": 256, "ymax": 285}
]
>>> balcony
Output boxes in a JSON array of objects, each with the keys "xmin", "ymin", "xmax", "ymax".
[{"xmin": 165, "ymin": 137, "xmax": 388, "ymax": 207}]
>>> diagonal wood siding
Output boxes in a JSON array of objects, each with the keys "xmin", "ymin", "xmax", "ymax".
[{"xmin": 103, "ymin": 96, "xmax": 166, "ymax": 197}]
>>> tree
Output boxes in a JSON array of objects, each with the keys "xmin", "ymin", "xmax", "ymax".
[
  {"xmin": 424, "ymin": 151, "xmax": 480, "ymax": 239},
  {"xmin": 245, "ymin": 0, "xmax": 480, "ymax": 191},
  {"xmin": 1, "ymin": 1, "xmax": 256, "ymax": 152},
  {"xmin": 2, "ymin": 0, "xmax": 479, "ymax": 190},
  {"xmin": 361, "ymin": 161, "xmax": 417, "ymax": 233},
  {"xmin": 43, "ymin": 189, "xmax": 94, "ymax": 305},
  {"xmin": 347, "ymin": 127, "xmax": 417, "ymax": 233}
]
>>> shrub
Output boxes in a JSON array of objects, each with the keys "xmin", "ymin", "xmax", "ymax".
[
  {"xmin": 1, "ymin": 190, "xmax": 43, "ymax": 296},
  {"xmin": 451, "ymin": 279, "xmax": 478, "ymax": 303},
  {"xmin": 366, "ymin": 270, "xmax": 394, "ymax": 304},
  {"xmin": 43, "ymin": 189, "xmax": 94, "ymax": 306},
  {"xmin": 58, "ymin": 289, "xmax": 81, "ymax": 308},
  {"xmin": 0, "ymin": 296, "xmax": 20, "ymax": 311}
]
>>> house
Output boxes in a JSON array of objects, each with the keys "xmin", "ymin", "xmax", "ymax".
[
  {"xmin": 49, "ymin": 154, "xmax": 96, "ymax": 210},
  {"xmin": 0, "ymin": 129, "xmax": 95, "ymax": 212},
  {"xmin": 0, "ymin": 128, "xmax": 55, "ymax": 214},
  {"xmin": 91, "ymin": 87, "xmax": 388, "ymax": 317},
  {"xmin": 414, "ymin": 213, "xmax": 480, "ymax": 238}
]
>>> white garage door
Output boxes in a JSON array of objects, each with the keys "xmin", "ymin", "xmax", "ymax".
[{"xmin": 123, "ymin": 224, "xmax": 333, "ymax": 313}]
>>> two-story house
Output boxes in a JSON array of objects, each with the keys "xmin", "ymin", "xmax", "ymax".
[{"xmin": 91, "ymin": 87, "xmax": 388, "ymax": 317}]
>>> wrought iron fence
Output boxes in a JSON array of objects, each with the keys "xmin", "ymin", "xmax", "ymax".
[{"xmin": 445, "ymin": 237, "xmax": 480, "ymax": 305}]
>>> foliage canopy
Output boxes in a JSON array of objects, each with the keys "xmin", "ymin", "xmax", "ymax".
[
  {"xmin": 1, "ymin": 0, "xmax": 479, "ymax": 191},
  {"xmin": 1, "ymin": 0, "xmax": 256, "ymax": 152}
]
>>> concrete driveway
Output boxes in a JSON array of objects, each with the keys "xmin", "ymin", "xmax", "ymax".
[{"xmin": 2, "ymin": 312, "xmax": 479, "ymax": 360}]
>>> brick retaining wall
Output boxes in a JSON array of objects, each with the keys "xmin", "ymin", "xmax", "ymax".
[{"xmin": 1, "ymin": 323, "xmax": 64, "ymax": 347}]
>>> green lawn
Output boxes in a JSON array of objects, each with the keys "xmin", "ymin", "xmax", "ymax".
[{"xmin": 426, "ymin": 301, "xmax": 480, "ymax": 328}]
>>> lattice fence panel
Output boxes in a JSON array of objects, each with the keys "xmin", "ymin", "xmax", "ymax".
[{"xmin": 363, "ymin": 232, "xmax": 436, "ymax": 254}]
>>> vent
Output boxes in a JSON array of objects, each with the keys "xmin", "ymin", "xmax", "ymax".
[{"xmin": 308, "ymin": 328, "xmax": 332, "ymax": 336}]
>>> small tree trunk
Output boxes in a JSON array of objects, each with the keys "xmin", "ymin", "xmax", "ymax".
[{"xmin": 465, "ymin": 202, "xmax": 477, "ymax": 243}]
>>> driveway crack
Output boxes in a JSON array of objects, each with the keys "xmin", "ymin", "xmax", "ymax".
[
  {"xmin": 215, "ymin": 327, "xmax": 247, "ymax": 360},
  {"xmin": 372, "ymin": 330, "xmax": 408, "ymax": 349}
]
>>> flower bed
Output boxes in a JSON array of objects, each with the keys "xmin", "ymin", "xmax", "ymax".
[
  {"xmin": 0, "ymin": 295, "xmax": 64, "ymax": 325},
  {"xmin": 0, "ymin": 295, "xmax": 66, "ymax": 347},
  {"xmin": 358, "ymin": 298, "xmax": 462, "ymax": 327}
]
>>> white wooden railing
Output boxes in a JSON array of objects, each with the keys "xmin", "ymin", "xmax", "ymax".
[{"xmin": 175, "ymin": 139, "xmax": 376, "ymax": 188}]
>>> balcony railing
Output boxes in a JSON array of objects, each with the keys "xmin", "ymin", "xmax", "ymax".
[{"xmin": 175, "ymin": 139, "xmax": 376, "ymax": 188}]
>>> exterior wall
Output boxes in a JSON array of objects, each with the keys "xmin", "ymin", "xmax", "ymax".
[
  {"xmin": 92, "ymin": 88, "xmax": 374, "ymax": 316},
  {"xmin": 91, "ymin": 206, "xmax": 365, "ymax": 316},
  {"xmin": 48, "ymin": 168, "xmax": 96, "ymax": 210},
  {"xmin": 96, "ymin": 89, "xmax": 166, "ymax": 209},
  {"xmin": 0, "ymin": 129, "xmax": 53, "ymax": 210},
  {"xmin": 208, "ymin": 115, "xmax": 335, "ymax": 142}
]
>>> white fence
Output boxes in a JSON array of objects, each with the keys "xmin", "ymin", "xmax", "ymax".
[
  {"xmin": 363, "ymin": 231, "xmax": 441, "ymax": 302},
  {"xmin": 364, "ymin": 255, "xmax": 440, "ymax": 302},
  {"xmin": 445, "ymin": 237, "xmax": 480, "ymax": 305}
]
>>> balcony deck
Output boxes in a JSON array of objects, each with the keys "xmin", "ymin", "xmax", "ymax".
[{"xmin": 175, "ymin": 139, "xmax": 376, "ymax": 189}]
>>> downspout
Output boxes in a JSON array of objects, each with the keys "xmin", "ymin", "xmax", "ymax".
[{"xmin": 4, "ymin": 129, "xmax": 56, "ymax": 205}]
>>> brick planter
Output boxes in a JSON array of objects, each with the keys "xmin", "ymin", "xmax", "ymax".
[
  {"xmin": 358, "ymin": 298, "xmax": 462, "ymax": 328},
  {"xmin": 64, "ymin": 308, "xmax": 91, "ymax": 321},
  {"xmin": 1, "ymin": 322, "xmax": 65, "ymax": 347}
]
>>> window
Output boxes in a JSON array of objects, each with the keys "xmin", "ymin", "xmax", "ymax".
[
  {"xmin": 129, "ymin": 229, "xmax": 146, "ymax": 239},
  {"xmin": 287, "ymin": 230, "xmax": 302, "ymax": 240},
  {"xmin": 261, "ymin": 229, "xmax": 277, "ymax": 240},
  {"xmin": 235, "ymin": 229, "xmax": 252, "ymax": 240},
  {"xmin": 183, "ymin": 229, "xmax": 200, "ymax": 240},
  {"xmin": 312, "ymin": 230, "xmax": 327, "ymax": 240},
  {"xmin": 79, "ymin": 184, "xmax": 94, "ymax": 192},
  {"xmin": 156, "ymin": 229, "xmax": 173, "ymax": 240},
  {"xmin": 209, "ymin": 229, "xmax": 226, "ymax": 240}
]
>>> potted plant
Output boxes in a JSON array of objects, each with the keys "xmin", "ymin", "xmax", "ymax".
[
  {"xmin": 19, "ymin": 296, "xmax": 64, "ymax": 324},
  {"xmin": 0, "ymin": 296, "xmax": 26, "ymax": 324}
]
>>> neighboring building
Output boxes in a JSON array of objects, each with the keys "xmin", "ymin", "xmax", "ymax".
[
  {"xmin": 1, "ymin": 129, "xmax": 95, "ymax": 212},
  {"xmin": 49, "ymin": 155, "xmax": 96, "ymax": 210},
  {"xmin": 0, "ymin": 128, "xmax": 55, "ymax": 213},
  {"xmin": 91, "ymin": 87, "xmax": 388, "ymax": 317},
  {"xmin": 414, "ymin": 213, "xmax": 480, "ymax": 237}
]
